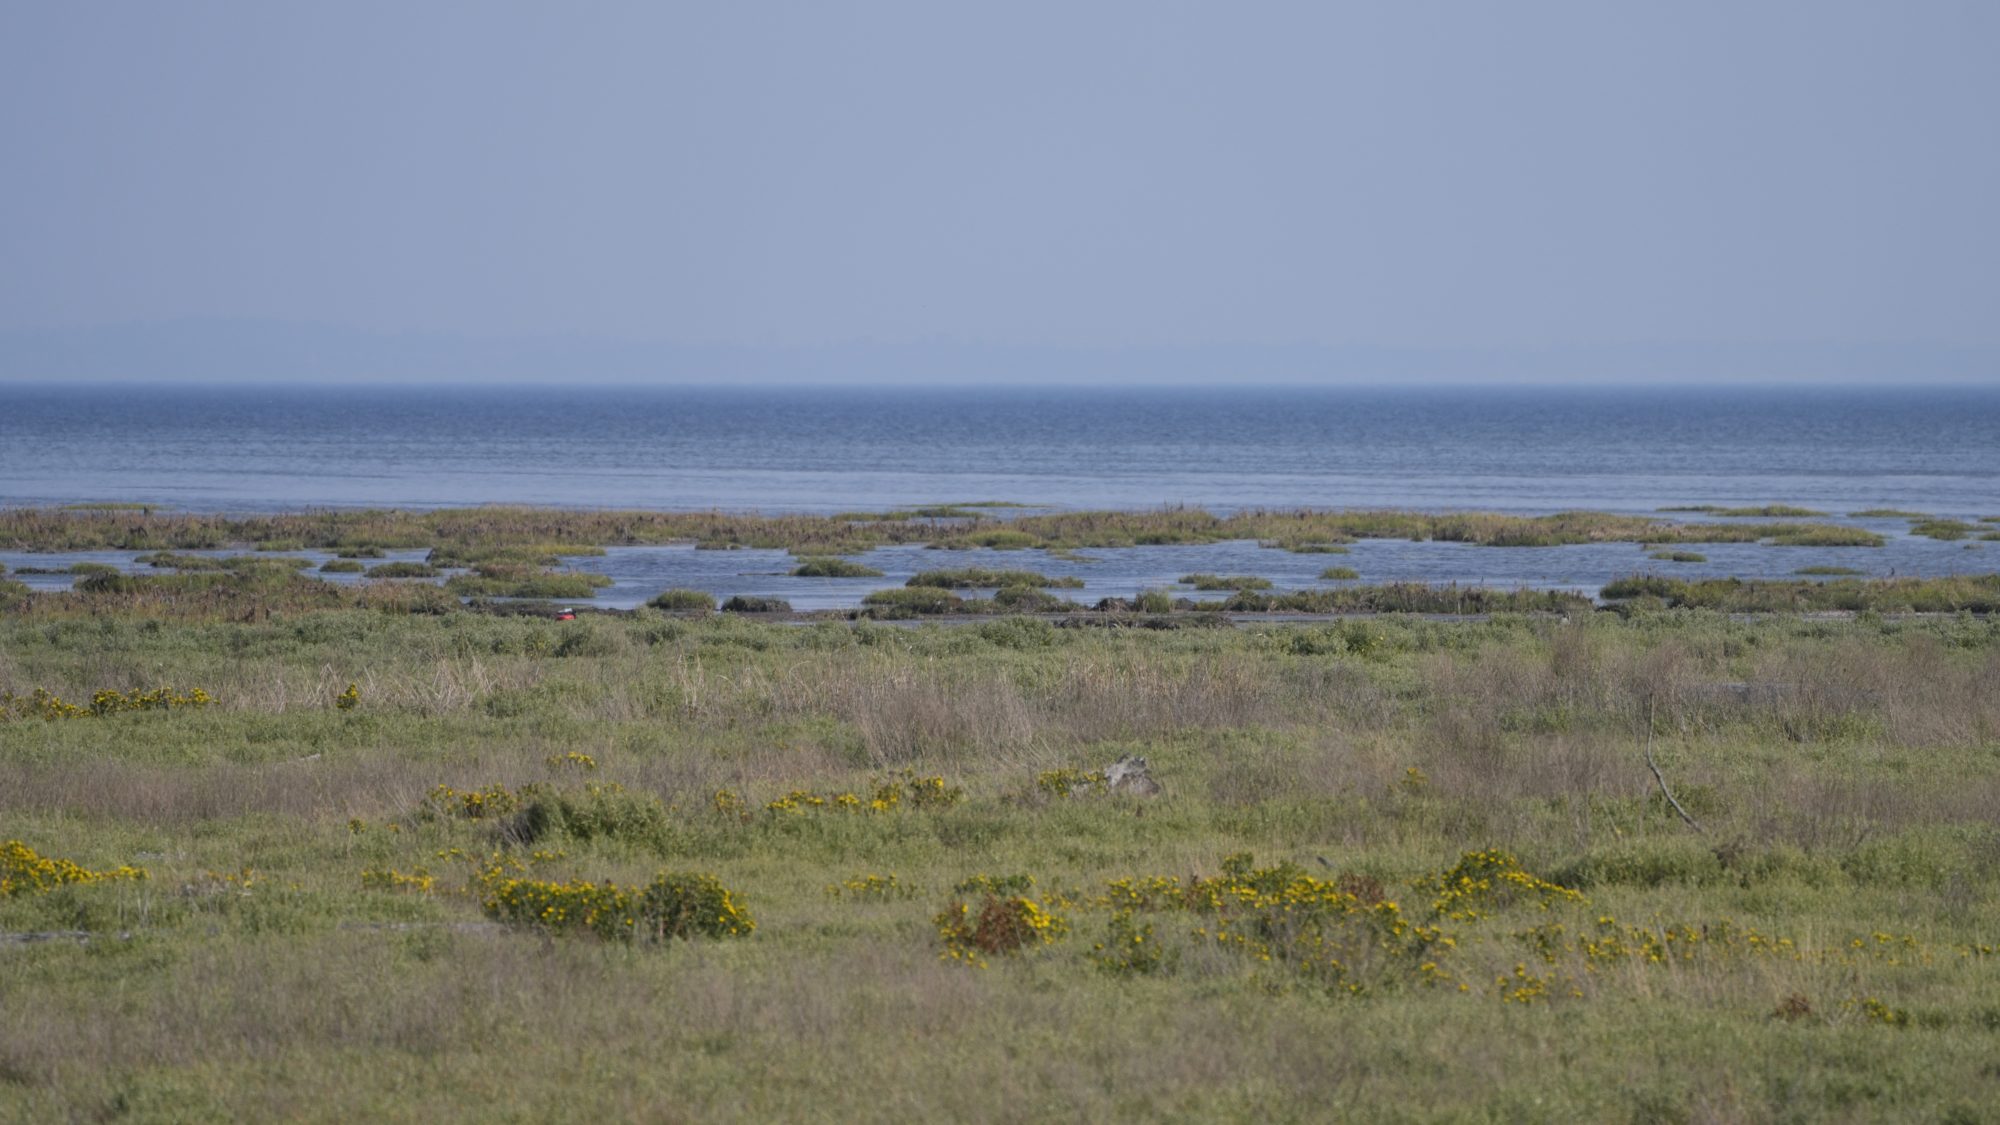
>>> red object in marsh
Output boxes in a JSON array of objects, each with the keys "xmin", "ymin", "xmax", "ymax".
[{"xmin": 556, "ymin": 609, "xmax": 577, "ymax": 621}]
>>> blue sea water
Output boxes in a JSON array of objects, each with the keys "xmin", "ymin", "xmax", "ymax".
[
  {"xmin": 3, "ymin": 382, "xmax": 1997, "ymax": 516},
  {"xmin": 3, "ymin": 382, "xmax": 1997, "ymax": 607}
]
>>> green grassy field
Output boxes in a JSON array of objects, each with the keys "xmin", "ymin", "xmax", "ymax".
[{"xmin": 4, "ymin": 605, "xmax": 1999, "ymax": 1122}]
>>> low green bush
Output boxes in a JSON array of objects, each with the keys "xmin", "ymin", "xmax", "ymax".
[
  {"xmin": 862, "ymin": 587, "xmax": 963, "ymax": 616},
  {"xmin": 649, "ymin": 588, "xmax": 716, "ymax": 612}
]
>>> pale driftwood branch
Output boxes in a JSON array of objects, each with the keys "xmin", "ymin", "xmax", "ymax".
[{"xmin": 1644, "ymin": 707, "xmax": 1705, "ymax": 833}]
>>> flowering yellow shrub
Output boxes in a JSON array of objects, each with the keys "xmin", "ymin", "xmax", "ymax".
[
  {"xmin": 359, "ymin": 867, "xmax": 435, "ymax": 894},
  {"xmin": 1848, "ymin": 997, "xmax": 1911, "ymax": 1027},
  {"xmin": 1, "ymin": 686, "xmax": 214, "ymax": 721},
  {"xmin": 334, "ymin": 682, "xmax": 360, "ymax": 711},
  {"xmin": 479, "ymin": 865, "xmax": 754, "ymax": 943},
  {"xmin": 935, "ymin": 894, "xmax": 1068, "ymax": 967},
  {"xmin": 421, "ymin": 783, "xmax": 528, "ymax": 821},
  {"xmin": 826, "ymin": 873, "xmax": 917, "ymax": 900},
  {"xmin": 1035, "ymin": 768, "xmax": 1107, "ymax": 797},
  {"xmin": 901, "ymin": 772, "xmax": 964, "ymax": 808},
  {"xmin": 1, "ymin": 840, "xmax": 147, "ymax": 896},
  {"xmin": 1092, "ymin": 909, "xmax": 1169, "ymax": 975},
  {"xmin": 1183, "ymin": 856, "xmax": 1452, "ymax": 995},
  {"xmin": 1090, "ymin": 856, "xmax": 1454, "ymax": 994},
  {"xmin": 763, "ymin": 770, "xmax": 964, "ymax": 816},
  {"xmin": 1504, "ymin": 912, "xmax": 1974, "ymax": 1004},
  {"xmin": 545, "ymin": 751, "xmax": 597, "ymax": 772},
  {"xmin": 1100, "ymin": 874, "xmax": 1191, "ymax": 911},
  {"xmin": 1415, "ymin": 849, "xmax": 1584, "ymax": 921}
]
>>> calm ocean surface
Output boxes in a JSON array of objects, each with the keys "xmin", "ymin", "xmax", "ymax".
[
  {"xmin": 5, "ymin": 383, "xmax": 1997, "ymax": 606},
  {"xmin": 3, "ymin": 382, "xmax": 1998, "ymax": 516}
]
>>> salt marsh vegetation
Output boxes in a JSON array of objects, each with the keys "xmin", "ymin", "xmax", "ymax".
[{"xmin": 2, "ymin": 601, "xmax": 1998, "ymax": 1120}]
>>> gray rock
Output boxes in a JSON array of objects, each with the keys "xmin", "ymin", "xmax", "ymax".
[{"xmin": 1103, "ymin": 754, "xmax": 1161, "ymax": 797}]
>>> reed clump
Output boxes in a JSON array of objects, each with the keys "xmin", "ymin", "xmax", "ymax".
[
  {"xmin": 444, "ymin": 565, "xmax": 613, "ymax": 599},
  {"xmin": 1180, "ymin": 574, "xmax": 1273, "ymax": 591},
  {"xmin": 1223, "ymin": 584, "xmax": 1590, "ymax": 615},
  {"xmin": 790, "ymin": 557, "xmax": 886, "ymax": 578},
  {"xmin": 861, "ymin": 587, "xmax": 964, "ymax": 617},
  {"xmin": 0, "ymin": 503, "xmax": 1896, "ymax": 558},
  {"xmin": 1910, "ymin": 519, "xmax": 1978, "ymax": 541},
  {"xmin": 1661, "ymin": 504, "xmax": 1828, "ymax": 518},
  {"xmin": 1601, "ymin": 573, "xmax": 2000, "ymax": 613},
  {"xmin": 648, "ymin": 589, "xmax": 715, "ymax": 612},
  {"xmin": 365, "ymin": 561, "xmax": 440, "ymax": 579},
  {"xmin": 906, "ymin": 568, "xmax": 1083, "ymax": 589}
]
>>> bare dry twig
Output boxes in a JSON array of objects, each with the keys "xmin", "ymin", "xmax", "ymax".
[{"xmin": 1644, "ymin": 703, "xmax": 1705, "ymax": 833}]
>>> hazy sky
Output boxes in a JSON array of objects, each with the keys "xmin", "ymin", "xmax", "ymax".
[{"xmin": 2, "ymin": 2, "xmax": 1997, "ymax": 378}]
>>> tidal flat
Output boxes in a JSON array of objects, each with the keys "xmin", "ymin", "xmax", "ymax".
[
  {"xmin": 4, "ymin": 595, "xmax": 1999, "ymax": 1121},
  {"xmin": 1, "ymin": 503, "xmax": 1993, "ymax": 613}
]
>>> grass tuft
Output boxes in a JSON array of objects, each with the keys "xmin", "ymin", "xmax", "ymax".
[{"xmin": 790, "ymin": 557, "xmax": 886, "ymax": 578}]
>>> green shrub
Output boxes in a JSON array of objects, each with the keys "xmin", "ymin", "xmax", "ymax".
[
  {"xmin": 649, "ymin": 588, "xmax": 716, "ymax": 612},
  {"xmin": 320, "ymin": 559, "xmax": 366, "ymax": 573},
  {"xmin": 722, "ymin": 595, "xmax": 792, "ymax": 613},
  {"xmin": 862, "ymin": 587, "xmax": 963, "ymax": 616},
  {"xmin": 1319, "ymin": 566, "xmax": 1360, "ymax": 580},
  {"xmin": 988, "ymin": 585, "xmax": 1074, "ymax": 613},
  {"xmin": 509, "ymin": 784, "xmax": 676, "ymax": 850},
  {"xmin": 975, "ymin": 617, "xmax": 1058, "ymax": 648},
  {"xmin": 480, "ymin": 866, "xmax": 753, "ymax": 943},
  {"xmin": 554, "ymin": 620, "xmax": 626, "ymax": 657}
]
